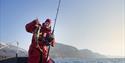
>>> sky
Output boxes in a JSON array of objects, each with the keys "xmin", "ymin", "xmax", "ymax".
[{"xmin": 0, "ymin": 0, "xmax": 125, "ymax": 57}]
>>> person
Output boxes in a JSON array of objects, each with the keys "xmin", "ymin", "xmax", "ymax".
[{"xmin": 25, "ymin": 18, "xmax": 55, "ymax": 63}]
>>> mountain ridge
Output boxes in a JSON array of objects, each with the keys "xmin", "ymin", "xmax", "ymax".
[
  {"xmin": 0, "ymin": 42, "xmax": 107, "ymax": 59},
  {"xmin": 50, "ymin": 43, "xmax": 107, "ymax": 59}
]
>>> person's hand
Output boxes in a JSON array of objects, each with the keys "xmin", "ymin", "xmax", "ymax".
[
  {"xmin": 35, "ymin": 24, "xmax": 39, "ymax": 28},
  {"xmin": 51, "ymin": 41, "xmax": 55, "ymax": 47},
  {"xmin": 35, "ymin": 19, "xmax": 40, "ymax": 28},
  {"xmin": 51, "ymin": 43, "xmax": 54, "ymax": 47}
]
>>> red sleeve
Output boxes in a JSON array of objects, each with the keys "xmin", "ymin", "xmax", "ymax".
[{"xmin": 25, "ymin": 19, "xmax": 41, "ymax": 33}]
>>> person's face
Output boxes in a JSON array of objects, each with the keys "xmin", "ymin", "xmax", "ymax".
[{"xmin": 45, "ymin": 22, "xmax": 51, "ymax": 28}]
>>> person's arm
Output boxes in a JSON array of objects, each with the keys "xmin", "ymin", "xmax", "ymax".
[{"xmin": 25, "ymin": 19, "xmax": 40, "ymax": 33}]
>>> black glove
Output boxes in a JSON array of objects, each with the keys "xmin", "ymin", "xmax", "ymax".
[
  {"xmin": 46, "ymin": 34, "xmax": 54, "ymax": 42},
  {"xmin": 40, "ymin": 34, "xmax": 54, "ymax": 46}
]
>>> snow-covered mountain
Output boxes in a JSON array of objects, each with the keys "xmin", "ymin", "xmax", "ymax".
[
  {"xmin": 50, "ymin": 43, "xmax": 81, "ymax": 58},
  {"xmin": 50, "ymin": 43, "xmax": 106, "ymax": 59},
  {"xmin": 0, "ymin": 42, "xmax": 28, "ymax": 58},
  {"xmin": 0, "ymin": 42, "xmax": 124, "ymax": 63},
  {"xmin": 0, "ymin": 42, "xmax": 106, "ymax": 59},
  {"xmin": 79, "ymin": 49, "xmax": 106, "ymax": 58}
]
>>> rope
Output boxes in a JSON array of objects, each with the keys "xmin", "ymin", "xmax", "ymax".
[{"xmin": 35, "ymin": 26, "xmax": 43, "ymax": 52}]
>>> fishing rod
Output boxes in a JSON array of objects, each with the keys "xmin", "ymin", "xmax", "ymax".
[{"xmin": 46, "ymin": 0, "xmax": 61, "ymax": 62}]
